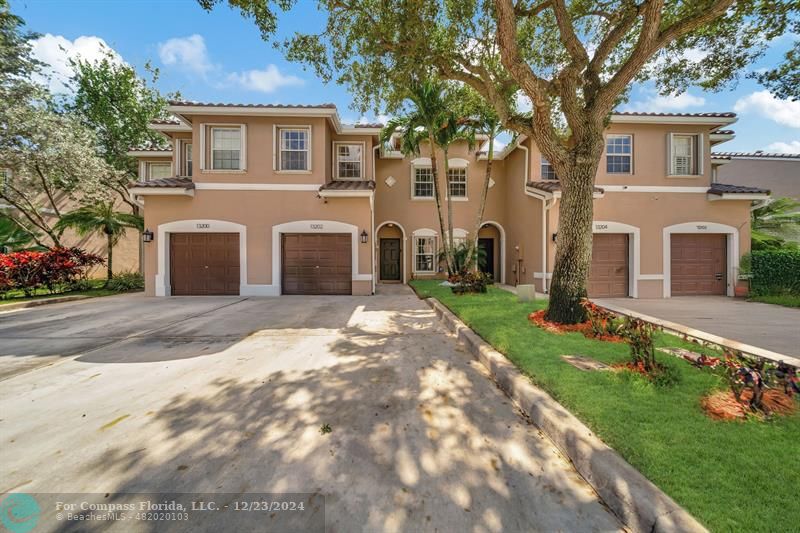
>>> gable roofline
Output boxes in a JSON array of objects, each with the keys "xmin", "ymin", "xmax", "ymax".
[
  {"xmin": 610, "ymin": 112, "xmax": 737, "ymax": 127},
  {"xmin": 712, "ymin": 151, "xmax": 800, "ymax": 162}
]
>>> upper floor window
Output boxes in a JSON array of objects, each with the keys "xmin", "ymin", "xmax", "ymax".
[
  {"xmin": 335, "ymin": 143, "xmax": 362, "ymax": 179},
  {"xmin": 606, "ymin": 134, "xmax": 632, "ymax": 174},
  {"xmin": 541, "ymin": 157, "xmax": 557, "ymax": 180},
  {"xmin": 146, "ymin": 162, "xmax": 171, "ymax": 180},
  {"xmin": 414, "ymin": 236, "xmax": 437, "ymax": 273},
  {"xmin": 413, "ymin": 167, "xmax": 434, "ymax": 198},
  {"xmin": 184, "ymin": 143, "xmax": 193, "ymax": 176},
  {"xmin": 670, "ymin": 133, "xmax": 701, "ymax": 176},
  {"xmin": 211, "ymin": 127, "xmax": 241, "ymax": 170},
  {"xmin": 447, "ymin": 167, "xmax": 467, "ymax": 198},
  {"xmin": 279, "ymin": 127, "xmax": 310, "ymax": 171}
]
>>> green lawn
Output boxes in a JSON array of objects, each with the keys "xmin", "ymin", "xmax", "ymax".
[
  {"xmin": 748, "ymin": 293, "xmax": 800, "ymax": 308},
  {"xmin": 411, "ymin": 280, "xmax": 798, "ymax": 533},
  {"xmin": 0, "ymin": 279, "xmax": 124, "ymax": 305}
]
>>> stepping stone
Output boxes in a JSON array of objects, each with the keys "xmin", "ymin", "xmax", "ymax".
[{"xmin": 561, "ymin": 355, "xmax": 611, "ymax": 372}]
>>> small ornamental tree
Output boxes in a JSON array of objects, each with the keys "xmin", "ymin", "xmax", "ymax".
[{"xmin": 200, "ymin": 0, "xmax": 798, "ymax": 324}]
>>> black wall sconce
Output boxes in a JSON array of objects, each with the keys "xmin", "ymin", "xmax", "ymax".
[
  {"xmin": 551, "ymin": 232, "xmax": 558, "ymax": 242},
  {"xmin": 360, "ymin": 230, "xmax": 368, "ymax": 244},
  {"xmin": 142, "ymin": 229, "xmax": 154, "ymax": 243}
]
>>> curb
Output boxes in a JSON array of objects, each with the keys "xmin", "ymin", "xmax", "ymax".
[
  {"xmin": 0, "ymin": 295, "xmax": 92, "ymax": 312},
  {"xmin": 423, "ymin": 296, "xmax": 708, "ymax": 533}
]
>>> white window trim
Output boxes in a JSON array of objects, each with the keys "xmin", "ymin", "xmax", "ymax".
[
  {"xmin": 333, "ymin": 141, "xmax": 365, "ymax": 180},
  {"xmin": 412, "ymin": 230, "xmax": 438, "ymax": 274},
  {"xmin": 605, "ymin": 134, "xmax": 633, "ymax": 175},
  {"xmin": 205, "ymin": 124, "xmax": 247, "ymax": 172},
  {"xmin": 275, "ymin": 125, "xmax": 312, "ymax": 174},
  {"xmin": 145, "ymin": 161, "xmax": 173, "ymax": 180},
  {"xmin": 540, "ymin": 156, "xmax": 557, "ymax": 180},
  {"xmin": 667, "ymin": 132, "xmax": 704, "ymax": 177},
  {"xmin": 446, "ymin": 165, "xmax": 468, "ymax": 201},
  {"xmin": 411, "ymin": 164, "xmax": 435, "ymax": 201}
]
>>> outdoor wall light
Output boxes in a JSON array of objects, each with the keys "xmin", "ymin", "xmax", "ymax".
[
  {"xmin": 552, "ymin": 232, "xmax": 558, "ymax": 242},
  {"xmin": 360, "ymin": 230, "xmax": 368, "ymax": 244},
  {"xmin": 142, "ymin": 229, "xmax": 154, "ymax": 243}
]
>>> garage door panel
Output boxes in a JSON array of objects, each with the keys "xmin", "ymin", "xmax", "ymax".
[
  {"xmin": 670, "ymin": 234, "xmax": 726, "ymax": 295},
  {"xmin": 170, "ymin": 233, "xmax": 240, "ymax": 296},
  {"xmin": 588, "ymin": 234, "xmax": 629, "ymax": 298},
  {"xmin": 282, "ymin": 233, "xmax": 352, "ymax": 295}
]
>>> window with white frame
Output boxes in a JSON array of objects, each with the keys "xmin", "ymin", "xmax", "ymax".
[
  {"xmin": 670, "ymin": 134, "xmax": 700, "ymax": 175},
  {"xmin": 335, "ymin": 143, "xmax": 362, "ymax": 179},
  {"xmin": 279, "ymin": 128, "xmax": 310, "ymax": 171},
  {"xmin": 184, "ymin": 143, "xmax": 193, "ymax": 176},
  {"xmin": 146, "ymin": 162, "xmax": 171, "ymax": 180},
  {"xmin": 541, "ymin": 157, "xmax": 557, "ymax": 180},
  {"xmin": 448, "ymin": 167, "xmax": 467, "ymax": 198},
  {"xmin": 415, "ymin": 236, "xmax": 437, "ymax": 272},
  {"xmin": 413, "ymin": 167, "xmax": 434, "ymax": 198},
  {"xmin": 211, "ymin": 127, "xmax": 241, "ymax": 170},
  {"xmin": 606, "ymin": 134, "xmax": 632, "ymax": 174}
]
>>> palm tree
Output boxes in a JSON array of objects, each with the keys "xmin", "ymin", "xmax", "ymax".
[
  {"xmin": 0, "ymin": 215, "xmax": 40, "ymax": 252},
  {"xmin": 751, "ymin": 197, "xmax": 800, "ymax": 250},
  {"xmin": 380, "ymin": 78, "xmax": 456, "ymax": 274},
  {"xmin": 55, "ymin": 202, "xmax": 143, "ymax": 282}
]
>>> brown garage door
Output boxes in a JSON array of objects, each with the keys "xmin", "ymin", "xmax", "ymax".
[
  {"xmin": 588, "ymin": 233, "xmax": 628, "ymax": 298},
  {"xmin": 282, "ymin": 234, "xmax": 352, "ymax": 295},
  {"xmin": 170, "ymin": 233, "xmax": 240, "ymax": 295},
  {"xmin": 671, "ymin": 234, "xmax": 726, "ymax": 295}
]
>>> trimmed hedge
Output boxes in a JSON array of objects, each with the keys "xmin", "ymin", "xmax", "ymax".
[{"xmin": 747, "ymin": 249, "xmax": 800, "ymax": 296}]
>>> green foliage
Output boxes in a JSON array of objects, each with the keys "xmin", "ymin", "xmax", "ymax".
[
  {"xmin": 0, "ymin": 216, "xmax": 38, "ymax": 252},
  {"xmin": 449, "ymin": 271, "xmax": 492, "ymax": 295},
  {"xmin": 105, "ymin": 271, "xmax": 144, "ymax": 292},
  {"xmin": 746, "ymin": 249, "xmax": 800, "ymax": 296},
  {"xmin": 751, "ymin": 197, "xmax": 800, "ymax": 250}
]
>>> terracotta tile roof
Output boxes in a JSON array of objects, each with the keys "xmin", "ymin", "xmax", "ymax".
[
  {"xmin": 349, "ymin": 123, "xmax": 384, "ymax": 129},
  {"xmin": 169, "ymin": 100, "xmax": 337, "ymax": 109},
  {"xmin": 526, "ymin": 180, "xmax": 604, "ymax": 194},
  {"xmin": 711, "ymin": 154, "xmax": 732, "ymax": 160},
  {"xmin": 129, "ymin": 140, "xmax": 172, "ymax": 152},
  {"xmin": 151, "ymin": 117, "xmax": 181, "ymax": 125},
  {"xmin": 712, "ymin": 129, "xmax": 735, "ymax": 135},
  {"xmin": 613, "ymin": 111, "xmax": 736, "ymax": 118},
  {"xmin": 131, "ymin": 177, "xmax": 194, "ymax": 189},
  {"xmin": 319, "ymin": 180, "xmax": 376, "ymax": 191},
  {"xmin": 708, "ymin": 183, "xmax": 770, "ymax": 195},
  {"xmin": 712, "ymin": 151, "xmax": 800, "ymax": 159}
]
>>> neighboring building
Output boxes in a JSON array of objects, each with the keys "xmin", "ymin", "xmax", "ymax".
[
  {"xmin": 130, "ymin": 102, "xmax": 768, "ymax": 299},
  {"xmin": 712, "ymin": 151, "xmax": 800, "ymax": 201}
]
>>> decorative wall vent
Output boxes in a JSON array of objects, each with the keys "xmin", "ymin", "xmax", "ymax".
[{"xmin": 384, "ymin": 175, "xmax": 397, "ymax": 187}]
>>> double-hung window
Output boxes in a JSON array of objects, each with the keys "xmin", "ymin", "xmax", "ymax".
[
  {"xmin": 415, "ymin": 236, "xmax": 437, "ymax": 273},
  {"xmin": 146, "ymin": 162, "xmax": 171, "ymax": 180},
  {"xmin": 335, "ymin": 143, "xmax": 362, "ymax": 179},
  {"xmin": 606, "ymin": 134, "xmax": 632, "ymax": 174},
  {"xmin": 447, "ymin": 167, "xmax": 467, "ymax": 198},
  {"xmin": 184, "ymin": 143, "xmax": 193, "ymax": 176},
  {"xmin": 279, "ymin": 128, "xmax": 310, "ymax": 171},
  {"xmin": 541, "ymin": 157, "xmax": 557, "ymax": 180},
  {"xmin": 670, "ymin": 134, "xmax": 700, "ymax": 175},
  {"xmin": 413, "ymin": 167, "xmax": 434, "ymax": 198},
  {"xmin": 211, "ymin": 127, "xmax": 242, "ymax": 170}
]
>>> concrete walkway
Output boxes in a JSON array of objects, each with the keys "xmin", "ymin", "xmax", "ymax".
[
  {"xmin": 0, "ymin": 288, "xmax": 621, "ymax": 532},
  {"xmin": 595, "ymin": 296, "xmax": 800, "ymax": 358}
]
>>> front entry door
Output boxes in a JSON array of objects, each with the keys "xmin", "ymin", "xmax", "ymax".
[
  {"xmin": 380, "ymin": 238, "xmax": 401, "ymax": 281},
  {"xmin": 478, "ymin": 238, "xmax": 495, "ymax": 281}
]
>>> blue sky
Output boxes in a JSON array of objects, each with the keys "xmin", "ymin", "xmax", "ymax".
[{"xmin": 13, "ymin": 0, "xmax": 800, "ymax": 153}]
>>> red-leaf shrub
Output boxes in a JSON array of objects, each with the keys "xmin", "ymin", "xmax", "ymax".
[{"xmin": 0, "ymin": 247, "xmax": 104, "ymax": 297}]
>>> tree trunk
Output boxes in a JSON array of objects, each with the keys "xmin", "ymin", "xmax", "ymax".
[
  {"xmin": 106, "ymin": 231, "xmax": 114, "ymax": 283},
  {"xmin": 443, "ymin": 147, "xmax": 455, "ymax": 273},
  {"xmin": 545, "ymin": 151, "xmax": 600, "ymax": 324},
  {"xmin": 466, "ymin": 134, "xmax": 495, "ymax": 271},
  {"xmin": 429, "ymin": 134, "xmax": 452, "ymax": 275}
]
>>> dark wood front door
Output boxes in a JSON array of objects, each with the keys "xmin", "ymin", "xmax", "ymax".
[
  {"xmin": 588, "ymin": 233, "xmax": 629, "ymax": 298},
  {"xmin": 282, "ymin": 233, "xmax": 352, "ymax": 295},
  {"xmin": 380, "ymin": 238, "xmax": 401, "ymax": 281},
  {"xmin": 169, "ymin": 233, "xmax": 240, "ymax": 295},
  {"xmin": 671, "ymin": 234, "xmax": 727, "ymax": 295},
  {"xmin": 478, "ymin": 238, "xmax": 495, "ymax": 280}
]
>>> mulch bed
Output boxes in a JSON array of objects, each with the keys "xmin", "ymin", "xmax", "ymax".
[
  {"xmin": 528, "ymin": 310, "xmax": 625, "ymax": 342},
  {"xmin": 701, "ymin": 389, "xmax": 798, "ymax": 421}
]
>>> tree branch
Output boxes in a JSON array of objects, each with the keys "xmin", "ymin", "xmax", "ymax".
[
  {"xmin": 34, "ymin": 163, "xmax": 61, "ymax": 218},
  {"xmin": 551, "ymin": 0, "xmax": 590, "ymax": 66},
  {"xmin": 514, "ymin": 0, "xmax": 552, "ymax": 18}
]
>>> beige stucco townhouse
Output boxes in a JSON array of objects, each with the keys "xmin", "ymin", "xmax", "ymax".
[{"xmin": 129, "ymin": 101, "xmax": 769, "ymax": 299}]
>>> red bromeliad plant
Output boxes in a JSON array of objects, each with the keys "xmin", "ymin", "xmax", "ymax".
[
  {"xmin": 0, "ymin": 248, "xmax": 103, "ymax": 297},
  {"xmin": 579, "ymin": 299, "xmax": 618, "ymax": 338}
]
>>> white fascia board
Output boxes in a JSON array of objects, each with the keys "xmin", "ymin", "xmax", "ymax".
[
  {"xmin": 148, "ymin": 123, "xmax": 192, "ymax": 133},
  {"xmin": 129, "ymin": 187, "xmax": 195, "ymax": 196},
  {"xmin": 341, "ymin": 127, "xmax": 382, "ymax": 135},
  {"xmin": 707, "ymin": 193, "xmax": 770, "ymax": 202},
  {"xmin": 711, "ymin": 159, "xmax": 731, "ymax": 165},
  {"xmin": 524, "ymin": 186, "xmax": 553, "ymax": 200},
  {"xmin": 610, "ymin": 114, "xmax": 738, "ymax": 127},
  {"xmin": 318, "ymin": 190, "xmax": 374, "ymax": 198},
  {"xmin": 727, "ymin": 155, "xmax": 800, "ymax": 162},
  {"xmin": 126, "ymin": 150, "xmax": 173, "ymax": 157}
]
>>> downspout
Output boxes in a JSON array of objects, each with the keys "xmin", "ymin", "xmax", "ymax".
[
  {"xmin": 372, "ymin": 144, "xmax": 380, "ymax": 294},
  {"xmin": 519, "ymin": 141, "xmax": 554, "ymax": 293}
]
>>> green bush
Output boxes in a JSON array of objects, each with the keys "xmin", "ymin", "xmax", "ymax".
[
  {"xmin": 106, "ymin": 271, "xmax": 144, "ymax": 292},
  {"xmin": 746, "ymin": 249, "xmax": 800, "ymax": 296}
]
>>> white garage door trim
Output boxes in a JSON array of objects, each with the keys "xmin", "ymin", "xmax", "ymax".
[
  {"xmin": 662, "ymin": 222, "xmax": 738, "ymax": 298},
  {"xmin": 593, "ymin": 221, "xmax": 640, "ymax": 298},
  {"xmin": 156, "ymin": 219, "xmax": 248, "ymax": 297}
]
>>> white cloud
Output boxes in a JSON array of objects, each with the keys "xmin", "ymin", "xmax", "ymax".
[
  {"xmin": 624, "ymin": 90, "xmax": 706, "ymax": 112},
  {"xmin": 226, "ymin": 65, "xmax": 303, "ymax": 94},
  {"xmin": 30, "ymin": 34, "xmax": 123, "ymax": 93},
  {"xmin": 514, "ymin": 91, "xmax": 532, "ymax": 113},
  {"xmin": 158, "ymin": 34, "xmax": 214, "ymax": 76},
  {"xmin": 765, "ymin": 140, "xmax": 800, "ymax": 154},
  {"xmin": 734, "ymin": 90, "xmax": 800, "ymax": 128}
]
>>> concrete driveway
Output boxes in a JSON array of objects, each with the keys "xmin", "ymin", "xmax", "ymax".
[
  {"xmin": 0, "ymin": 287, "xmax": 620, "ymax": 532},
  {"xmin": 595, "ymin": 296, "xmax": 800, "ymax": 357}
]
